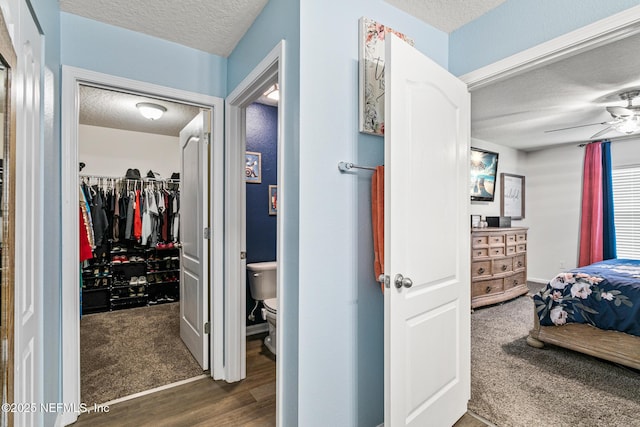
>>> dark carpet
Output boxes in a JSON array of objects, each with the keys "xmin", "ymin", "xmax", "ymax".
[
  {"xmin": 470, "ymin": 290, "xmax": 640, "ymax": 427},
  {"xmin": 80, "ymin": 302, "xmax": 203, "ymax": 405}
]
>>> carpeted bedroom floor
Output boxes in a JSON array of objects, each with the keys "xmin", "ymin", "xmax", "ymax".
[
  {"xmin": 470, "ymin": 286, "xmax": 640, "ymax": 427},
  {"xmin": 80, "ymin": 302, "xmax": 203, "ymax": 405}
]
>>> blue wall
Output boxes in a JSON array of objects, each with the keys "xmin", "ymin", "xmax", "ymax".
[
  {"xmin": 246, "ymin": 102, "xmax": 278, "ymax": 325},
  {"xmin": 450, "ymin": 0, "xmax": 640, "ymax": 76},
  {"xmin": 60, "ymin": 12, "xmax": 227, "ymax": 97}
]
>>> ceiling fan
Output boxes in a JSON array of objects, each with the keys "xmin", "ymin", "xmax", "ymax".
[{"xmin": 545, "ymin": 90, "xmax": 640, "ymax": 139}]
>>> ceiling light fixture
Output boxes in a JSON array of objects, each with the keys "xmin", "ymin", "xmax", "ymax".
[
  {"xmin": 136, "ymin": 102, "xmax": 167, "ymax": 120},
  {"xmin": 264, "ymin": 84, "xmax": 279, "ymax": 102},
  {"xmin": 612, "ymin": 115, "xmax": 640, "ymax": 134}
]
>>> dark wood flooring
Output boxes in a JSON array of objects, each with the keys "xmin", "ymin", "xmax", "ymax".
[{"xmin": 73, "ymin": 333, "xmax": 276, "ymax": 427}]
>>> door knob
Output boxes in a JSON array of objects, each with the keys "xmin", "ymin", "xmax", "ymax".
[{"xmin": 394, "ymin": 273, "xmax": 413, "ymax": 289}]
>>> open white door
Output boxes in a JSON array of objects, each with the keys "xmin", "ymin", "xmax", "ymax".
[
  {"xmin": 179, "ymin": 111, "xmax": 210, "ymax": 369},
  {"xmin": 384, "ymin": 34, "xmax": 470, "ymax": 426}
]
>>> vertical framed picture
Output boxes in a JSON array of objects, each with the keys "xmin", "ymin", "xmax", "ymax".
[
  {"xmin": 245, "ymin": 152, "xmax": 262, "ymax": 184},
  {"xmin": 359, "ymin": 17, "xmax": 414, "ymax": 136},
  {"xmin": 500, "ymin": 173, "xmax": 525, "ymax": 220},
  {"xmin": 268, "ymin": 185, "xmax": 277, "ymax": 215}
]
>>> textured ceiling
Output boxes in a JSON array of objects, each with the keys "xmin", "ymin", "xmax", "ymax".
[
  {"xmin": 385, "ymin": 0, "xmax": 508, "ymax": 32},
  {"xmin": 79, "ymin": 85, "xmax": 201, "ymax": 136},
  {"xmin": 472, "ymin": 31, "xmax": 640, "ymax": 151},
  {"xmin": 59, "ymin": 0, "xmax": 268, "ymax": 57}
]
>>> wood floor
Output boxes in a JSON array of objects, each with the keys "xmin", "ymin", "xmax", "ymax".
[{"xmin": 73, "ymin": 333, "xmax": 276, "ymax": 427}]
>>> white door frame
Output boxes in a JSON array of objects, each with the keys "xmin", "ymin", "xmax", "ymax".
[
  {"xmin": 460, "ymin": 4, "xmax": 640, "ymax": 89},
  {"xmin": 224, "ymin": 40, "xmax": 285, "ymax": 421},
  {"xmin": 59, "ymin": 66, "xmax": 224, "ymax": 426}
]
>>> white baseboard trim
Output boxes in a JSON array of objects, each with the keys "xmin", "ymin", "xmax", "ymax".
[{"xmin": 246, "ymin": 323, "xmax": 268, "ymax": 336}]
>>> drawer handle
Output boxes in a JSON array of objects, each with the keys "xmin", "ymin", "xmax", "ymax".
[
  {"xmin": 477, "ymin": 251, "xmax": 483, "ymax": 256},
  {"xmin": 477, "ymin": 267, "xmax": 485, "ymax": 274},
  {"xmin": 501, "ymin": 265, "xmax": 508, "ymax": 271},
  {"xmin": 485, "ymin": 286, "xmax": 492, "ymax": 293},
  {"xmin": 517, "ymin": 261, "xmax": 523, "ymax": 267},
  {"xmin": 513, "ymin": 280, "xmax": 519, "ymax": 285}
]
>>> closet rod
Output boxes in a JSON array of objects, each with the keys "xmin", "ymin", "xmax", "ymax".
[{"xmin": 338, "ymin": 161, "xmax": 377, "ymax": 172}]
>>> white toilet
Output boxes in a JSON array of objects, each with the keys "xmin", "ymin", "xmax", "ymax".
[{"xmin": 247, "ymin": 261, "xmax": 277, "ymax": 355}]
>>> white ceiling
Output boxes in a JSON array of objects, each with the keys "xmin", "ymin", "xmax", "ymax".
[
  {"xmin": 65, "ymin": 1, "xmax": 640, "ymax": 151},
  {"xmin": 384, "ymin": 0, "xmax": 508, "ymax": 33},
  {"xmin": 79, "ymin": 85, "xmax": 202, "ymax": 136},
  {"xmin": 59, "ymin": 0, "xmax": 268, "ymax": 57}
]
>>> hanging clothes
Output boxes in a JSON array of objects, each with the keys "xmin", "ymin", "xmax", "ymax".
[
  {"xmin": 134, "ymin": 189, "xmax": 142, "ymax": 240},
  {"xmin": 91, "ymin": 185, "xmax": 109, "ymax": 247},
  {"xmin": 79, "ymin": 207, "xmax": 93, "ymax": 262}
]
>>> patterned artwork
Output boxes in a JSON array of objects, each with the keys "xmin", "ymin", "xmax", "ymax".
[{"xmin": 359, "ymin": 17, "xmax": 414, "ymax": 136}]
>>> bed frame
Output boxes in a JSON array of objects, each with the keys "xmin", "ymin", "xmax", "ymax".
[{"xmin": 527, "ymin": 306, "xmax": 640, "ymax": 370}]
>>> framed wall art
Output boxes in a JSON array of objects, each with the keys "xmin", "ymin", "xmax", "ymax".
[
  {"xmin": 500, "ymin": 173, "xmax": 525, "ymax": 220},
  {"xmin": 245, "ymin": 151, "xmax": 262, "ymax": 184},
  {"xmin": 268, "ymin": 185, "xmax": 277, "ymax": 215},
  {"xmin": 359, "ymin": 17, "xmax": 414, "ymax": 136}
]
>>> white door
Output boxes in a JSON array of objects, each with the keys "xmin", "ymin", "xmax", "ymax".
[
  {"xmin": 180, "ymin": 111, "xmax": 210, "ymax": 369},
  {"xmin": 384, "ymin": 34, "xmax": 471, "ymax": 427},
  {"xmin": 14, "ymin": 3, "xmax": 44, "ymax": 427}
]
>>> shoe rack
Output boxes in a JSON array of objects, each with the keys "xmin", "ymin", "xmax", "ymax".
[{"xmin": 81, "ymin": 241, "xmax": 181, "ymax": 314}]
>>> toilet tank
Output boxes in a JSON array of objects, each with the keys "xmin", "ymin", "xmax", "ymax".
[{"xmin": 246, "ymin": 261, "xmax": 277, "ymax": 301}]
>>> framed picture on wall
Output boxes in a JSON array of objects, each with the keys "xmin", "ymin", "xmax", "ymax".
[
  {"xmin": 245, "ymin": 152, "xmax": 262, "ymax": 184},
  {"xmin": 500, "ymin": 173, "xmax": 525, "ymax": 220},
  {"xmin": 268, "ymin": 185, "xmax": 277, "ymax": 215},
  {"xmin": 358, "ymin": 17, "xmax": 414, "ymax": 136}
]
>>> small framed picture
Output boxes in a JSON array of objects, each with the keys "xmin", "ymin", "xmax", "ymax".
[
  {"xmin": 245, "ymin": 152, "xmax": 262, "ymax": 184},
  {"xmin": 268, "ymin": 185, "xmax": 277, "ymax": 215},
  {"xmin": 471, "ymin": 215, "xmax": 481, "ymax": 228}
]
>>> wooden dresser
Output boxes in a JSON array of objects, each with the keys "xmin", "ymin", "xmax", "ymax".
[{"xmin": 471, "ymin": 227, "xmax": 529, "ymax": 308}]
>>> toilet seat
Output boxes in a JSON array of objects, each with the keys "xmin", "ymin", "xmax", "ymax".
[{"xmin": 263, "ymin": 298, "xmax": 278, "ymax": 314}]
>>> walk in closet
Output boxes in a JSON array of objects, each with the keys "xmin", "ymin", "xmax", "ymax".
[{"xmin": 77, "ymin": 84, "xmax": 204, "ymax": 405}]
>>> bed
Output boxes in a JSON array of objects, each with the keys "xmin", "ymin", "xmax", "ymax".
[{"xmin": 527, "ymin": 259, "xmax": 640, "ymax": 370}]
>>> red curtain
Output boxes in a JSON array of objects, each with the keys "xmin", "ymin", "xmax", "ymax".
[{"xmin": 578, "ymin": 143, "xmax": 604, "ymax": 267}]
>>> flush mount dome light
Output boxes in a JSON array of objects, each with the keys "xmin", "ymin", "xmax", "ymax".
[{"xmin": 136, "ymin": 102, "xmax": 167, "ymax": 120}]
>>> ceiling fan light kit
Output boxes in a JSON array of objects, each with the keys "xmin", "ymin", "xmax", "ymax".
[{"xmin": 546, "ymin": 90, "xmax": 640, "ymax": 138}]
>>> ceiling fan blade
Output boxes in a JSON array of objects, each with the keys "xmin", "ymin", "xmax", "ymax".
[
  {"xmin": 590, "ymin": 126, "xmax": 614, "ymax": 139},
  {"xmin": 544, "ymin": 122, "xmax": 607, "ymax": 133},
  {"xmin": 606, "ymin": 106, "xmax": 634, "ymax": 117}
]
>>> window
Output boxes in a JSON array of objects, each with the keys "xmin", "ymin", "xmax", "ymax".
[{"xmin": 612, "ymin": 166, "xmax": 640, "ymax": 259}]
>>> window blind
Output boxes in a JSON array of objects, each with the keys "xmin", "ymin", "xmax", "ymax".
[{"xmin": 612, "ymin": 166, "xmax": 640, "ymax": 260}]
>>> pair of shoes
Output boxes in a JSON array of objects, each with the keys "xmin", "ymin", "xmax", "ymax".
[
  {"xmin": 112, "ymin": 255, "xmax": 128, "ymax": 263},
  {"xmin": 130, "ymin": 276, "xmax": 140, "ymax": 285},
  {"xmin": 130, "ymin": 256, "xmax": 144, "ymax": 262},
  {"xmin": 138, "ymin": 276, "xmax": 148, "ymax": 285}
]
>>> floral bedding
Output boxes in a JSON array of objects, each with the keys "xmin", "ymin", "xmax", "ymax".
[{"xmin": 533, "ymin": 259, "xmax": 640, "ymax": 337}]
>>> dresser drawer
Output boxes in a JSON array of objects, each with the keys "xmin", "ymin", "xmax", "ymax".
[
  {"xmin": 472, "ymin": 235, "xmax": 489, "ymax": 247},
  {"xmin": 504, "ymin": 272, "xmax": 526, "ymax": 290},
  {"xmin": 472, "ymin": 247, "xmax": 489, "ymax": 258},
  {"xmin": 516, "ymin": 243, "xmax": 527, "ymax": 253},
  {"xmin": 516, "ymin": 233, "xmax": 527, "ymax": 242},
  {"xmin": 472, "ymin": 260, "xmax": 491, "ymax": 279},
  {"xmin": 505, "ymin": 245, "xmax": 516, "ymax": 256},
  {"xmin": 489, "ymin": 235, "xmax": 504, "ymax": 245},
  {"xmin": 492, "ymin": 258, "xmax": 513, "ymax": 275},
  {"xmin": 506, "ymin": 234, "xmax": 517, "ymax": 244},
  {"xmin": 513, "ymin": 254, "xmax": 526, "ymax": 270},
  {"xmin": 489, "ymin": 246, "xmax": 505, "ymax": 257},
  {"xmin": 472, "ymin": 278, "xmax": 503, "ymax": 297}
]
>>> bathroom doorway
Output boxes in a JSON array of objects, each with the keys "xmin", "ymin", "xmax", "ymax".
[{"xmin": 225, "ymin": 41, "xmax": 285, "ymax": 424}]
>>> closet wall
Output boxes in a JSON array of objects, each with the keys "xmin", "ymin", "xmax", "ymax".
[{"xmin": 79, "ymin": 124, "xmax": 180, "ymax": 178}]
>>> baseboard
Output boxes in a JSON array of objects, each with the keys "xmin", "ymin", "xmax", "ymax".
[
  {"xmin": 527, "ymin": 277, "xmax": 549, "ymax": 285},
  {"xmin": 246, "ymin": 323, "xmax": 268, "ymax": 336}
]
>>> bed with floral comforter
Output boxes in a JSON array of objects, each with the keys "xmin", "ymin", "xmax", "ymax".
[{"xmin": 533, "ymin": 259, "xmax": 640, "ymax": 337}]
